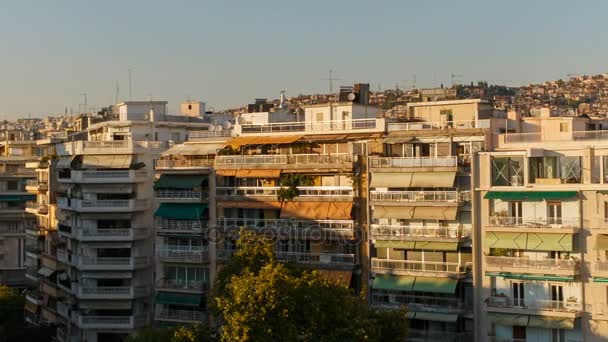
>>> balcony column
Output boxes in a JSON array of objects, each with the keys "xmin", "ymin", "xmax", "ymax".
[{"xmin": 583, "ymin": 147, "xmax": 593, "ymax": 184}]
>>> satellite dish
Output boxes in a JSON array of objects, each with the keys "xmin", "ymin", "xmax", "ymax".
[
  {"xmin": 215, "ymin": 125, "xmax": 223, "ymax": 132},
  {"xmin": 347, "ymin": 93, "xmax": 356, "ymax": 101},
  {"xmin": 208, "ymin": 125, "xmax": 216, "ymax": 132},
  {"xmin": 222, "ymin": 121, "xmax": 232, "ymax": 130}
]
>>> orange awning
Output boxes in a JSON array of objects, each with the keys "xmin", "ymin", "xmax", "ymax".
[
  {"xmin": 226, "ymin": 135, "xmax": 303, "ymax": 147},
  {"xmin": 216, "ymin": 170, "xmax": 237, "ymax": 176},
  {"xmin": 235, "ymin": 169, "xmax": 282, "ymax": 178},
  {"xmin": 217, "ymin": 201, "xmax": 282, "ymax": 209},
  {"xmin": 280, "ymin": 201, "xmax": 352, "ymax": 220},
  {"xmin": 316, "ymin": 270, "xmax": 352, "ymax": 287}
]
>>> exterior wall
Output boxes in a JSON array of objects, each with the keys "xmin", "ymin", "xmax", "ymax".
[{"xmin": 407, "ymin": 100, "xmax": 488, "ymax": 122}]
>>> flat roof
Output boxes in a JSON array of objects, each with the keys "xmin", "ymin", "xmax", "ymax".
[
  {"xmin": 302, "ymin": 102, "xmax": 378, "ymax": 109},
  {"xmin": 407, "ymin": 99, "xmax": 489, "ymax": 108}
]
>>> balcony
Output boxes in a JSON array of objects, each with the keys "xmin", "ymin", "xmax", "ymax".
[
  {"xmin": 216, "ymin": 217, "xmax": 355, "ymax": 239},
  {"xmin": 26, "ymin": 201, "xmax": 48, "ymax": 215},
  {"xmin": 74, "ymin": 314, "xmax": 147, "ymax": 329},
  {"xmin": 56, "ymin": 302, "xmax": 70, "ymax": 319},
  {"xmin": 217, "ymin": 186, "xmax": 354, "ymax": 200},
  {"xmin": 276, "ymin": 251, "xmax": 355, "ymax": 269},
  {"xmin": 57, "ymin": 198, "xmax": 149, "ymax": 212},
  {"xmin": 387, "ymin": 119, "xmax": 490, "ymax": 132},
  {"xmin": 370, "ymin": 224, "xmax": 471, "ymax": 242},
  {"xmin": 371, "ymin": 292, "xmax": 465, "ymax": 314},
  {"xmin": 214, "ymin": 153, "xmax": 353, "ymax": 170},
  {"xmin": 485, "ymin": 256, "xmax": 580, "ymax": 276},
  {"xmin": 236, "ymin": 118, "xmax": 385, "ymax": 135},
  {"xmin": 155, "ymin": 158, "xmax": 214, "ymax": 169},
  {"xmin": 156, "ymin": 246, "xmax": 209, "ymax": 263},
  {"xmin": 155, "ymin": 218, "xmax": 207, "ymax": 234},
  {"xmin": 369, "ymin": 156, "xmax": 458, "ymax": 169},
  {"xmin": 487, "ymin": 295, "xmax": 582, "ymax": 317},
  {"xmin": 370, "ymin": 190, "xmax": 465, "ymax": 204},
  {"xmin": 155, "ymin": 308, "xmax": 206, "ymax": 323},
  {"xmin": 73, "ymin": 227, "xmax": 148, "ymax": 241},
  {"xmin": 0, "ymin": 222, "xmax": 28, "ymax": 235},
  {"xmin": 154, "ymin": 190, "xmax": 206, "ymax": 201},
  {"xmin": 486, "ymin": 216, "xmax": 580, "ymax": 233},
  {"xmin": 60, "ymin": 140, "xmax": 169, "ymax": 155},
  {"xmin": 371, "ymin": 258, "xmax": 470, "ymax": 277},
  {"xmin": 594, "ymin": 261, "xmax": 608, "ymax": 277},
  {"xmin": 407, "ymin": 329, "xmax": 473, "ymax": 342},
  {"xmin": 189, "ymin": 130, "xmax": 233, "ymax": 140},
  {"xmin": 500, "ymin": 129, "xmax": 608, "ymax": 147},
  {"xmin": 156, "ymin": 279, "xmax": 208, "ymax": 293},
  {"xmin": 25, "ymin": 179, "xmax": 48, "ymax": 192},
  {"xmin": 58, "ymin": 170, "xmax": 148, "ymax": 183},
  {"xmin": 73, "ymin": 256, "xmax": 151, "ymax": 270},
  {"xmin": 74, "ymin": 286, "xmax": 149, "ymax": 299}
]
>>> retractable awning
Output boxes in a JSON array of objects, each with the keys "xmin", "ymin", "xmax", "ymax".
[
  {"xmin": 37, "ymin": 267, "xmax": 55, "ymax": 277},
  {"xmin": 485, "ymin": 272, "xmax": 574, "ymax": 282},
  {"xmin": 162, "ymin": 143, "xmax": 223, "ymax": 156},
  {"xmin": 0, "ymin": 195, "xmax": 35, "ymax": 201},
  {"xmin": 81, "ymin": 155, "xmax": 132, "ymax": 169},
  {"xmin": 216, "ymin": 170, "xmax": 237, "ymax": 176},
  {"xmin": 235, "ymin": 169, "xmax": 281, "ymax": 178},
  {"xmin": 370, "ymin": 172, "xmax": 455, "ymax": 188},
  {"xmin": 279, "ymin": 202, "xmax": 352, "ymax": 220},
  {"xmin": 154, "ymin": 174, "xmax": 207, "ymax": 189},
  {"xmin": 217, "ymin": 201, "xmax": 282, "ymax": 210},
  {"xmin": 484, "ymin": 191, "xmax": 578, "ymax": 201},
  {"xmin": 413, "ymin": 241, "xmax": 459, "ymax": 251},
  {"xmin": 488, "ymin": 313, "xmax": 529, "ymax": 326},
  {"xmin": 226, "ymin": 135, "xmax": 303, "ymax": 147},
  {"xmin": 155, "ymin": 292, "xmax": 202, "ymax": 306},
  {"xmin": 412, "ymin": 312, "xmax": 458, "ymax": 323},
  {"xmin": 484, "ymin": 232, "xmax": 573, "ymax": 251},
  {"xmin": 381, "ymin": 136, "xmax": 415, "ymax": 144},
  {"xmin": 527, "ymin": 316, "xmax": 575, "ymax": 330},
  {"xmin": 154, "ymin": 203, "xmax": 207, "ymax": 220},
  {"xmin": 372, "ymin": 206, "xmax": 458, "ymax": 220},
  {"xmin": 372, "ymin": 275, "xmax": 415, "ymax": 291},
  {"xmin": 374, "ymin": 241, "xmax": 416, "ymax": 249},
  {"xmin": 411, "ymin": 277, "xmax": 458, "ymax": 294}
]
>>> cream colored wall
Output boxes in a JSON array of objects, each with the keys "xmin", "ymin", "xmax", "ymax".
[{"xmin": 410, "ymin": 103, "xmax": 479, "ymax": 122}]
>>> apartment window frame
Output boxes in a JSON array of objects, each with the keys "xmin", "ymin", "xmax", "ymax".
[{"xmin": 491, "ymin": 156, "xmax": 523, "ymax": 186}]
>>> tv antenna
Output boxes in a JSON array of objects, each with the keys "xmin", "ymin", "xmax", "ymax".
[
  {"xmin": 321, "ymin": 69, "xmax": 342, "ymax": 94},
  {"xmin": 81, "ymin": 93, "xmax": 87, "ymax": 113},
  {"xmin": 451, "ymin": 73, "xmax": 463, "ymax": 87}
]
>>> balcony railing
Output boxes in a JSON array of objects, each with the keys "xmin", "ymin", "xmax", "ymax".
[
  {"xmin": 239, "ymin": 118, "xmax": 381, "ymax": 134},
  {"xmin": 487, "ymin": 295, "xmax": 582, "ymax": 313},
  {"xmin": 62, "ymin": 140, "xmax": 169, "ymax": 155},
  {"xmin": 75, "ymin": 228, "xmax": 148, "ymax": 241},
  {"xmin": 75, "ymin": 314, "xmax": 146, "ymax": 329},
  {"xmin": 155, "ymin": 308, "xmax": 206, "ymax": 322},
  {"xmin": 154, "ymin": 190, "xmax": 205, "ymax": 201},
  {"xmin": 503, "ymin": 132, "xmax": 542, "ymax": 143},
  {"xmin": 216, "ymin": 217, "xmax": 354, "ymax": 236},
  {"xmin": 371, "ymin": 292, "xmax": 464, "ymax": 313},
  {"xmin": 188, "ymin": 130, "xmax": 233, "ymax": 139},
  {"xmin": 156, "ymin": 279, "xmax": 208, "ymax": 292},
  {"xmin": 407, "ymin": 329, "xmax": 473, "ymax": 342},
  {"xmin": 155, "ymin": 159, "xmax": 214, "ymax": 169},
  {"xmin": 74, "ymin": 256, "xmax": 150, "ymax": 270},
  {"xmin": 75, "ymin": 286, "xmax": 148, "ymax": 299},
  {"xmin": 217, "ymin": 186, "xmax": 354, "ymax": 198},
  {"xmin": 371, "ymin": 258, "xmax": 469, "ymax": 275},
  {"xmin": 0, "ymin": 222, "xmax": 29, "ymax": 235},
  {"xmin": 485, "ymin": 256, "xmax": 580, "ymax": 272},
  {"xmin": 488, "ymin": 216, "xmax": 580, "ymax": 229},
  {"xmin": 370, "ymin": 190, "xmax": 462, "ymax": 202},
  {"xmin": 214, "ymin": 153, "xmax": 353, "ymax": 167},
  {"xmin": 596, "ymin": 261, "xmax": 608, "ymax": 272},
  {"xmin": 155, "ymin": 218, "xmax": 207, "ymax": 233},
  {"xmin": 370, "ymin": 224, "xmax": 471, "ymax": 240},
  {"xmin": 156, "ymin": 246, "xmax": 209, "ymax": 263},
  {"xmin": 387, "ymin": 119, "xmax": 490, "ymax": 132},
  {"xmin": 276, "ymin": 251, "xmax": 355, "ymax": 267},
  {"xmin": 57, "ymin": 198, "xmax": 148, "ymax": 211},
  {"xmin": 369, "ymin": 156, "xmax": 458, "ymax": 168}
]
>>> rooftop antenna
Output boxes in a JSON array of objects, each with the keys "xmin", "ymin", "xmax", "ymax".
[
  {"xmin": 81, "ymin": 93, "xmax": 87, "ymax": 113},
  {"xmin": 321, "ymin": 69, "xmax": 342, "ymax": 94},
  {"xmin": 115, "ymin": 81, "xmax": 120, "ymax": 104},
  {"xmin": 451, "ymin": 73, "xmax": 463, "ymax": 87},
  {"xmin": 411, "ymin": 73, "xmax": 416, "ymax": 89},
  {"xmin": 128, "ymin": 68, "xmax": 133, "ymax": 100}
]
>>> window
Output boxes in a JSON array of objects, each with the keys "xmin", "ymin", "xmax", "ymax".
[
  {"xmin": 560, "ymin": 122, "xmax": 569, "ymax": 132},
  {"xmin": 529, "ymin": 157, "xmax": 558, "ymax": 182},
  {"xmin": 491, "ymin": 157, "xmax": 523, "ymax": 186},
  {"xmin": 559, "ymin": 156, "xmax": 582, "ymax": 183},
  {"xmin": 6, "ymin": 181, "xmax": 18, "ymax": 191},
  {"xmin": 552, "ymin": 329, "xmax": 565, "ymax": 342},
  {"xmin": 547, "ymin": 202, "xmax": 562, "ymax": 224},
  {"xmin": 512, "ymin": 282, "xmax": 524, "ymax": 307},
  {"xmin": 513, "ymin": 326, "xmax": 526, "ymax": 340}
]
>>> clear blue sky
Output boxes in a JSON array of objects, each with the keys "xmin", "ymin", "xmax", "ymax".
[{"xmin": 1, "ymin": 0, "xmax": 606, "ymax": 118}]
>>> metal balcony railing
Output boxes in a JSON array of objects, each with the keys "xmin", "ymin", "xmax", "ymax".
[
  {"xmin": 216, "ymin": 217, "xmax": 354, "ymax": 234},
  {"xmin": 369, "ymin": 156, "xmax": 458, "ymax": 168},
  {"xmin": 370, "ymin": 190, "xmax": 462, "ymax": 202},
  {"xmin": 214, "ymin": 153, "xmax": 353, "ymax": 167},
  {"xmin": 387, "ymin": 119, "xmax": 490, "ymax": 132},
  {"xmin": 596, "ymin": 261, "xmax": 608, "ymax": 272},
  {"xmin": 240, "ymin": 118, "xmax": 379, "ymax": 133},
  {"xmin": 371, "ymin": 292, "xmax": 464, "ymax": 312},
  {"xmin": 370, "ymin": 224, "xmax": 471, "ymax": 240},
  {"xmin": 156, "ymin": 246, "xmax": 209, "ymax": 263},
  {"xmin": 156, "ymin": 158, "xmax": 214, "ymax": 168},
  {"xmin": 77, "ymin": 228, "xmax": 148, "ymax": 240},
  {"xmin": 487, "ymin": 295, "xmax": 582, "ymax": 313},
  {"xmin": 76, "ymin": 286, "xmax": 148, "ymax": 298},
  {"xmin": 488, "ymin": 216, "xmax": 580, "ymax": 229},
  {"xmin": 155, "ymin": 218, "xmax": 207, "ymax": 233},
  {"xmin": 217, "ymin": 186, "xmax": 354, "ymax": 198},
  {"xmin": 485, "ymin": 256, "xmax": 580, "ymax": 272},
  {"xmin": 75, "ymin": 256, "xmax": 150, "ymax": 268},
  {"xmin": 156, "ymin": 279, "xmax": 209, "ymax": 292},
  {"xmin": 154, "ymin": 190, "xmax": 205, "ymax": 200},
  {"xmin": 155, "ymin": 308, "xmax": 206, "ymax": 322},
  {"xmin": 503, "ymin": 132, "xmax": 542, "ymax": 143},
  {"xmin": 371, "ymin": 258, "xmax": 469, "ymax": 275},
  {"xmin": 276, "ymin": 251, "xmax": 355, "ymax": 266}
]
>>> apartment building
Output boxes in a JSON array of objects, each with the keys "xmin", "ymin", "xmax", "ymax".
[
  {"xmin": 477, "ymin": 110, "xmax": 608, "ymax": 341},
  {"xmin": 0, "ymin": 132, "xmax": 41, "ymax": 288},
  {"xmin": 50, "ymin": 102, "xmax": 211, "ymax": 342}
]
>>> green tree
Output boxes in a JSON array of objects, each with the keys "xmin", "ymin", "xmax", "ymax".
[
  {"xmin": 126, "ymin": 326, "xmax": 174, "ymax": 342},
  {"xmin": 0, "ymin": 285, "xmax": 25, "ymax": 342},
  {"xmin": 127, "ymin": 324, "xmax": 214, "ymax": 342}
]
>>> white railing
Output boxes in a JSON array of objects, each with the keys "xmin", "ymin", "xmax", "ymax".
[
  {"xmin": 487, "ymin": 295, "xmax": 582, "ymax": 313},
  {"xmin": 369, "ymin": 156, "xmax": 458, "ymax": 168},
  {"xmin": 77, "ymin": 315, "xmax": 142, "ymax": 329},
  {"xmin": 62, "ymin": 140, "xmax": 169, "ymax": 155},
  {"xmin": 387, "ymin": 119, "xmax": 490, "ymax": 132},
  {"xmin": 154, "ymin": 190, "xmax": 204, "ymax": 200},
  {"xmin": 155, "ymin": 308, "xmax": 205, "ymax": 322},
  {"xmin": 216, "ymin": 217, "xmax": 354, "ymax": 234},
  {"xmin": 76, "ymin": 256, "xmax": 150, "ymax": 268},
  {"xmin": 156, "ymin": 159, "xmax": 214, "ymax": 168},
  {"xmin": 240, "ymin": 118, "xmax": 379, "ymax": 133},
  {"xmin": 155, "ymin": 218, "xmax": 207, "ymax": 232},
  {"xmin": 488, "ymin": 216, "xmax": 580, "ymax": 229},
  {"xmin": 503, "ymin": 132, "xmax": 542, "ymax": 143},
  {"xmin": 485, "ymin": 256, "xmax": 580, "ymax": 272},
  {"xmin": 77, "ymin": 228, "xmax": 148, "ymax": 240},
  {"xmin": 0, "ymin": 222, "xmax": 28, "ymax": 234},
  {"xmin": 59, "ymin": 198, "xmax": 149, "ymax": 211},
  {"xmin": 371, "ymin": 292, "xmax": 464, "ymax": 311},
  {"xmin": 572, "ymin": 130, "xmax": 608, "ymax": 141},
  {"xmin": 215, "ymin": 154, "xmax": 353, "ymax": 167},
  {"xmin": 371, "ymin": 258, "xmax": 468, "ymax": 274},
  {"xmin": 156, "ymin": 279, "xmax": 208, "ymax": 292},
  {"xmin": 76, "ymin": 286, "xmax": 148, "ymax": 298},
  {"xmin": 370, "ymin": 190, "xmax": 461, "ymax": 202},
  {"xmin": 156, "ymin": 246, "xmax": 208, "ymax": 262},
  {"xmin": 217, "ymin": 186, "xmax": 354, "ymax": 198},
  {"xmin": 276, "ymin": 251, "xmax": 355, "ymax": 266},
  {"xmin": 370, "ymin": 224, "xmax": 471, "ymax": 240},
  {"xmin": 189, "ymin": 130, "xmax": 233, "ymax": 139}
]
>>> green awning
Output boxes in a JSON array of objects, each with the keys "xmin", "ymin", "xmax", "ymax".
[
  {"xmin": 374, "ymin": 241, "xmax": 416, "ymax": 249},
  {"xmin": 412, "ymin": 312, "xmax": 458, "ymax": 323},
  {"xmin": 485, "ymin": 232, "xmax": 573, "ymax": 251},
  {"xmin": 527, "ymin": 316, "xmax": 575, "ymax": 330},
  {"xmin": 0, "ymin": 195, "xmax": 36, "ymax": 201},
  {"xmin": 154, "ymin": 203, "xmax": 207, "ymax": 220},
  {"xmin": 372, "ymin": 275, "xmax": 415, "ymax": 291},
  {"xmin": 154, "ymin": 174, "xmax": 207, "ymax": 190},
  {"xmin": 412, "ymin": 277, "xmax": 457, "ymax": 294},
  {"xmin": 155, "ymin": 292, "xmax": 202, "ymax": 306},
  {"xmin": 484, "ymin": 191, "xmax": 577, "ymax": 201},
  {"xmin": 485, "ymin": 232, "xmax": 527, "ymax": 249},
  {"xmin": 488, "ymin": 313, "xmax": 529, "ymax": 326},
  {"xmin": 485, "ymin": 272, "xmax": 575, "ymax": 282},
  {"xmin": 593, "ymin": 277, "xmax": 608, "ymax": 283},
  {"xmin": 414, "ymin": 242, "xmax": 459, "ymax": 251},
  {"xmin": 596, "ymin": 235, "xmax": 608, "ymax": 250}
]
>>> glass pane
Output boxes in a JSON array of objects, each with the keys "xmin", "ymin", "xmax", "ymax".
[{"xmin": 491, "ymin": 157, "xmax": 509, "ymax": 186}]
